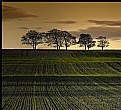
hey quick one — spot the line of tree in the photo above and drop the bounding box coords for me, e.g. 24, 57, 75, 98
21, 29, 109, 50
21, 29, 76, 50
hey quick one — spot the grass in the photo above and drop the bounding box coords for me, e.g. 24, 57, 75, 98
2, 49, 121, 110
2, 57, 121, 63
2, 49, 121, 76
2, 76, 121, 110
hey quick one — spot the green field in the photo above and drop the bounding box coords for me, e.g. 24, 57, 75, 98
2, 49, 121, 110
2, 49, 121, 76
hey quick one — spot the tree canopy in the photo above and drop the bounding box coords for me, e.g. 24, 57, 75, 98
96, 36, 110, 50
78, 34, 96, 50
21, 30, 46, 49
46, 29, 76, 50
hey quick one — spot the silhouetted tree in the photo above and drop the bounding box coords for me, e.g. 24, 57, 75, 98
61, 31, 76, 50
21, 30, 45, 49
47, 29, 76, 50
46, 29, 62, 50
78, 34, 95, 50
87, 41, 96, 50
96, 36, 110, 50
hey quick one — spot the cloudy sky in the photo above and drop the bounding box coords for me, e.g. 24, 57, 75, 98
2, 2, 121, 49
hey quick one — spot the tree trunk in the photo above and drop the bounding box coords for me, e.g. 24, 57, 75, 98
32, 44, 34, 49
59, 45, 61, 50
32, 41, 34, 49
88, 47, 89, 50
64, 37, 67, 51
56, 43, 58, 50
101, 41, 104, 50
35, 42, 37, 49
102, 46, 103, 50
55, 37, 58, 50
66, 44, 67, 50
84, 44, 86, 51
59, 41, 61, 50
35, 45, 36, 49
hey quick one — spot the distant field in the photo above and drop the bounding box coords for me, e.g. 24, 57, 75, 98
2, 49, 121, 76
2, 49, 121, 59
2, 49, 121, 110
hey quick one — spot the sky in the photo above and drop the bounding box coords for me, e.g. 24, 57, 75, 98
2, 2, 121, 49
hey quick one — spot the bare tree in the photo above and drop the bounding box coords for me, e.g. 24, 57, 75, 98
87, 41, 96, 50
78, 34, 95, 50
96, 36, 110, 50
21, 30, 45, 49
46, 29, 76, 50
61, 31, 76, 50
46, 29, 62, 50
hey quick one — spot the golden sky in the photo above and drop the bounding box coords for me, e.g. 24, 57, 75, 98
2, 2, 121, 49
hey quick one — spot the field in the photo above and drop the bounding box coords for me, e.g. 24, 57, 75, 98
2, 49, 121, 110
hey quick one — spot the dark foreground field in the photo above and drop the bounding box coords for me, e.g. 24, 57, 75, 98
2, 76, 121, 110
2, 49, 121, 110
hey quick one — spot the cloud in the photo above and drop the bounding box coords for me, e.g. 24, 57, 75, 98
35, 27, 44, 29
70, 26, 121, 40
18, 26, 44, 30
69, 31, 80, 38
44, 20, 78, 24
2, 5, 37, 21
18, 27, 30, 30
88, 20, 121, 26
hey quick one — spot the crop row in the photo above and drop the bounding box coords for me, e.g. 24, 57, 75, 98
2, 76, 121, 110
3, 95, 121, 110
2, 50, 121, 59
2, 62, 120, 76
106, 62, 121, 72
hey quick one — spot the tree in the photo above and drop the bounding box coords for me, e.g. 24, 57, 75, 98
46, 29, 76, 50
21, 30, 45, 49
96, 36, 110, 50
78, 34, 95, 50
61, 31, 76, 50
46, 29, 62, 50
87, 41, 96, 50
